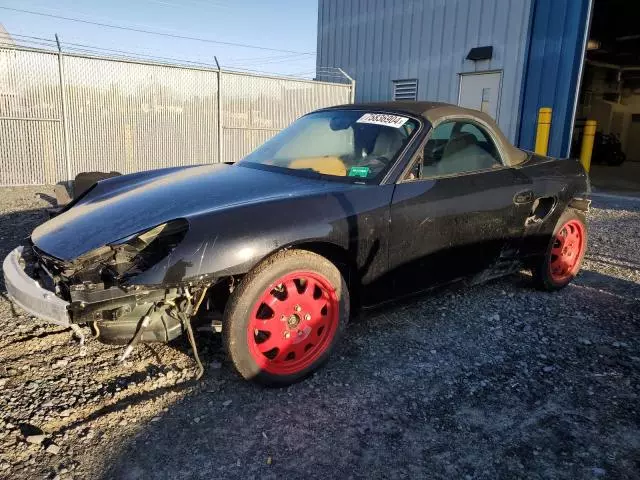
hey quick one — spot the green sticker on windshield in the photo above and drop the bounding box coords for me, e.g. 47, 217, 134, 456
348, 166, 370, 178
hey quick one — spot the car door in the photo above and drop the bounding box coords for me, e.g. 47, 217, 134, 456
389, 118, 533, 297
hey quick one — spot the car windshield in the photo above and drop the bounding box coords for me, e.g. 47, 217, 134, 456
238, 110, 420, 183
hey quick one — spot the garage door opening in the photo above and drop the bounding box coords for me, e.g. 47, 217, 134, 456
572, 0, 640, 194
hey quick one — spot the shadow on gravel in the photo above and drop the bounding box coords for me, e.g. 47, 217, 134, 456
0, 291, 21, 318
590, 196, 640, 212
98, 271, 640, 480
0, 323, 69, 345
585, 252, 640, 271
577, 269, 640, 301
0, 206, 50, 291
55, 377, 195, 437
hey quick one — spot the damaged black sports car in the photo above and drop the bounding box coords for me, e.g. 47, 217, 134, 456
3, 102, 590, 386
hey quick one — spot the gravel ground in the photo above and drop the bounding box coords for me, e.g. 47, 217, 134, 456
0, 186, 638, 480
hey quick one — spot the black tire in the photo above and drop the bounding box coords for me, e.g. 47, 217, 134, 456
223, 249, 349, 386
605, 152, 626, 166
532, 208, 588, 291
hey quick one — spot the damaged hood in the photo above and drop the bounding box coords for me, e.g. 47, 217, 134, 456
32, 164, 350, 261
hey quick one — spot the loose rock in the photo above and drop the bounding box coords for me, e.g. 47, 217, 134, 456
25, 434, 45, 445
45, 444, 61, 455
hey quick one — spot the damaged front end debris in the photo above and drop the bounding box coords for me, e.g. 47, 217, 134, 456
3, 219, 213, 379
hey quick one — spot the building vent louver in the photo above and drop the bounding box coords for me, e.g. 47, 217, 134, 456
392, 79, 418, 101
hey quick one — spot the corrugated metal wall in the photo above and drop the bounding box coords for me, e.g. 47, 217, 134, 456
316, 0, 533, 142
518, 0, 592, 157
0, 46, 353, 186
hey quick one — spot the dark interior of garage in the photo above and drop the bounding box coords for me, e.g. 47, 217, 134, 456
573, 0, 640, 193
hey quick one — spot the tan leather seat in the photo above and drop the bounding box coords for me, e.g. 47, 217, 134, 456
289, 156, 347, 176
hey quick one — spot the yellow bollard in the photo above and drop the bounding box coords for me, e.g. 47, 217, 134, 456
580, 120, 597, 173
535, 107, 552, 155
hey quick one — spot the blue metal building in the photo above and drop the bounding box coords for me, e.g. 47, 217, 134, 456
316, 0, 592, 158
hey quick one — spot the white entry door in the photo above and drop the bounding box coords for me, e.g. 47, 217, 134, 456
458, 72, 502, 120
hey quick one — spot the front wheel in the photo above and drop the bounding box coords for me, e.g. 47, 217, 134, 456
223, 249, 349, 386
532, 208, 588, 291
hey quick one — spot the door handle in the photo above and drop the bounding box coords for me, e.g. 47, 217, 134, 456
514, 190, 534, 204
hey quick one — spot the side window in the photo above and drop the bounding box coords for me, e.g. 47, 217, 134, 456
420, 122, 454, 178
430, 122, 453, 140
419, 120, 502, 178
459, 123, 502, 164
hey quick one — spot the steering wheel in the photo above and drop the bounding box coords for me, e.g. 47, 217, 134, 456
365, 155, 390, 175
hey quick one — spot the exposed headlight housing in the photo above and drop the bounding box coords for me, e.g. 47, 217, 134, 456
46, 219, 190, 287
107, 219, 189, 280
28, 220, 189, 303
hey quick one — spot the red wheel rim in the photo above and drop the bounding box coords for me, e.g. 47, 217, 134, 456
549, 219, 585, 283
247, 270, 339, 375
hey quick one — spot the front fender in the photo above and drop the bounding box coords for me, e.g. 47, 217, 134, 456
128, 186, 394, 287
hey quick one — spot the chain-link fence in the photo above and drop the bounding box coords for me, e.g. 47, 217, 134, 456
0, 45, 353, 186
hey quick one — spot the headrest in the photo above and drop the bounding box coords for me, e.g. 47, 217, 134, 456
444, 132, 477, 157
371, 129, 404, 159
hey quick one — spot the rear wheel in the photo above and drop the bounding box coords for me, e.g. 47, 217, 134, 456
606, 151, 626, 166
532, 209, 588, 290
223, 250, 349, 386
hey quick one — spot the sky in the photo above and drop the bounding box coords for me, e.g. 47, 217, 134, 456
0, 0, 319, 76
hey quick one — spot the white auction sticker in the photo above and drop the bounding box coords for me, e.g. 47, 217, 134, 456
356, 113, 409, 128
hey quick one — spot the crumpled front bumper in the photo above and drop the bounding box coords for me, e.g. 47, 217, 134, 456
2, 246, 71, 326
